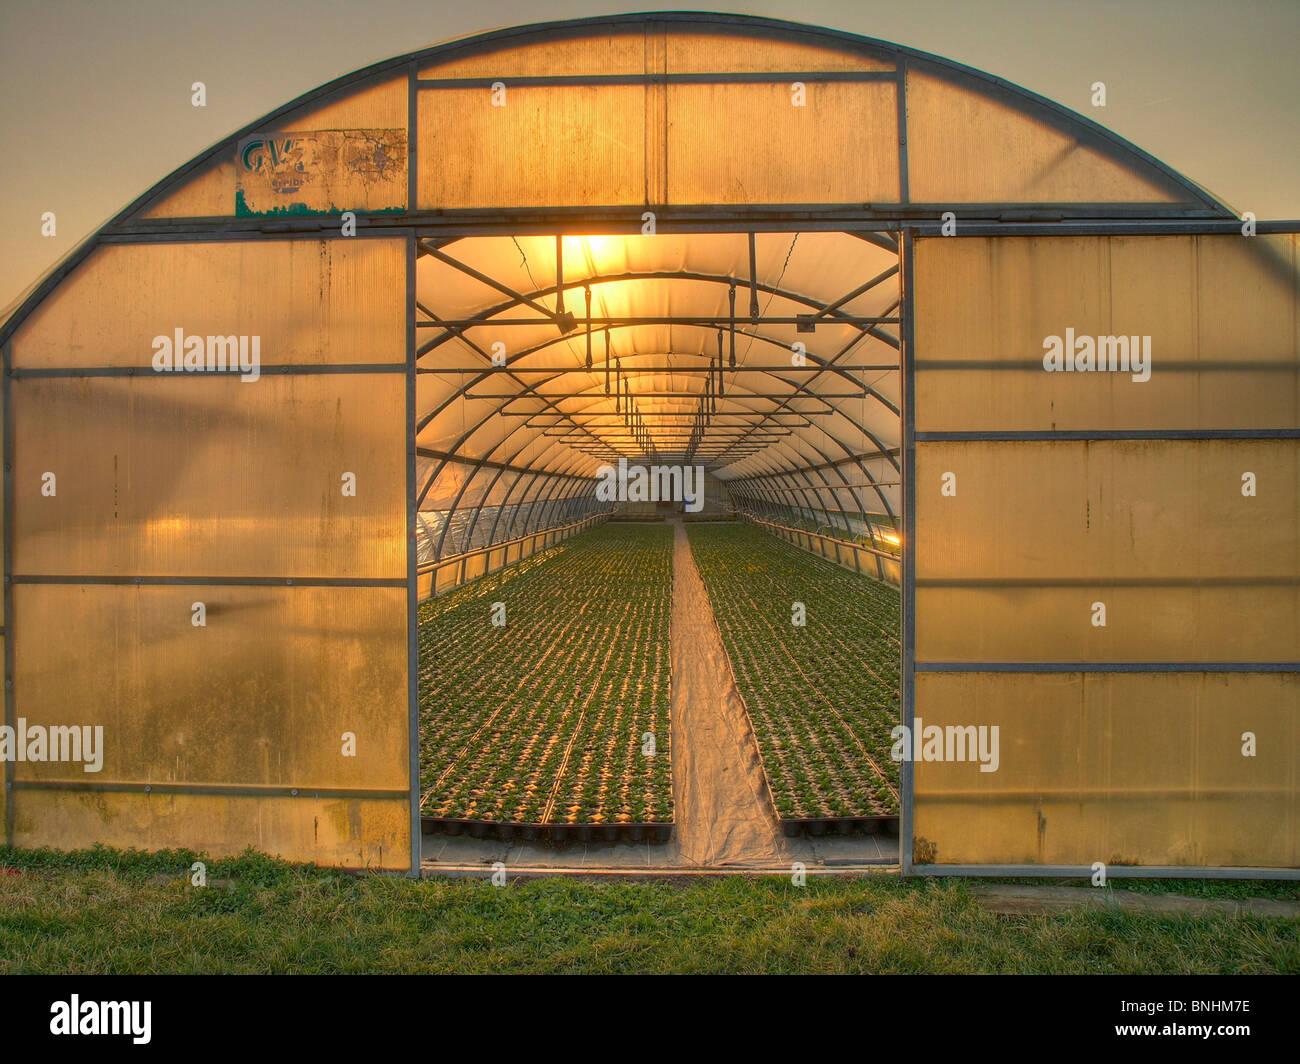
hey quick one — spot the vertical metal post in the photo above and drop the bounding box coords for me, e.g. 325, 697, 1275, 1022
554, 234, 566, 318
407, 61, 419, 212
895, 55, 910, 206
405, 66, 423, 877
584, 286, 592, 369
2, 342, 12, 848
899, 226, 917, 875
405, 233, 421, 877
728, 283, 737, 366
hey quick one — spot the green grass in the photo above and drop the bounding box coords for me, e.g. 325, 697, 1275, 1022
418, 523, 673, 825
1, 847, 1295, 974
687, 522, 901, 819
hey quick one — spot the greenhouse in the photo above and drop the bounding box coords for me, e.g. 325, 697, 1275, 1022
1, 12, 1296, 878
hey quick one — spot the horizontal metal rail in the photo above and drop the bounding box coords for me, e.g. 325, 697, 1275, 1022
10, 780, 408, 800
416, 315, 899, 328
414, 70, 900, 89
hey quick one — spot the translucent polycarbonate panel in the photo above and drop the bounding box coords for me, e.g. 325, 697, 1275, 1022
138, 77, 407, 219
276, 76, 407, 133
13, 238, 406, 369
664, 27, 894, 73
905, 68, 1187, 204
912, 672, 1299, 868
666, 81, 898, 205
917, 585, 1297, 662
142, 159, 239, 218
463, 552, 489, 582
12, 585, 407, 789
418, 85, 645, 208
416, 26, 895, 79
418, 31, 647, 77
12, 792, 411, 869
918, 440, 1299, 581
12, 373, 405, 579
914, 235, 1300, 432
915, 439, 1299, 662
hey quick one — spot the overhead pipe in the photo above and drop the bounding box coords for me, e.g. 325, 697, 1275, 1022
728, 282, 737, 367
716, 329, 725, 399
747, 232, 760, 321
584, 286, 592, 370
554, 235, 576, 332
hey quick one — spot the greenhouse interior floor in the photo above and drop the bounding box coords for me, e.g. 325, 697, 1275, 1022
418, 518, 902, 872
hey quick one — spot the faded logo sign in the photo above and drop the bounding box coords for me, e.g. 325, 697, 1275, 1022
235, 129, 406, 215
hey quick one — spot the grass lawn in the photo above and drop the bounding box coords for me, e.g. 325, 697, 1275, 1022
1, 847, 1296, 974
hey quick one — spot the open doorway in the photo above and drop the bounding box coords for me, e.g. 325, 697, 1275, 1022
412, 230, 903, 869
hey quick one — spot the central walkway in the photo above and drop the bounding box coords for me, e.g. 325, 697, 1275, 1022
668, 520, 787, 867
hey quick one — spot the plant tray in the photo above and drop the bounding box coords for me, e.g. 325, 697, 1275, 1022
422, 816, 673, 845
779, 815, 899, 838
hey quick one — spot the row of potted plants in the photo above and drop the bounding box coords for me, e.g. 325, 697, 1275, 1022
417, 524, 675, 828
687, 523, 902, 821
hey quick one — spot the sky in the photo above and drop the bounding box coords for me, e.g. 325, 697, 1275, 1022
2, 0, 1297, 311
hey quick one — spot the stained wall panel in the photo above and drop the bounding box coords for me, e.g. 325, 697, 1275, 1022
12, 585, 407, 789
141, 76, 408, 218
911, 233, 1300, 871
12, 792, 411, 870
417, 85, 646, 209
6, 237, 411, 868
11, 374, 405, 579
12, 239, 406, 369
912, 673, 1298, 868
906, 67, 1188, 205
